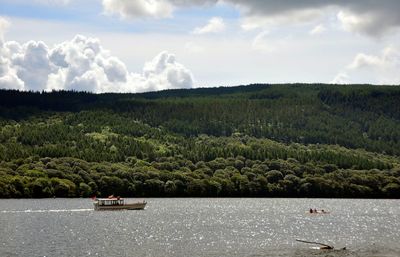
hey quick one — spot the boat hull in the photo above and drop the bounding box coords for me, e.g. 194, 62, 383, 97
94, 202, 146, 211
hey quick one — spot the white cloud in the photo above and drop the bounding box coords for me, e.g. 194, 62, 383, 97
331, 72, 349, 84
0, 73, 25, 90
348, 47, 400, 72
0, 17, 10, 41
102, 0, 175, 19
347, 53, 383, 69
0, 54, 25, 90
240, 9, 324, 31
0, 17, 25, 90
192, 17, 226, 34
139, 51, 194, 91
13, 41, 53, 91
0, 34, 194, 92
333, 46, 400, 84
0, 17, 9, 30
102, 0, 216, 19
33, 0, 70, 5
309, 24, 326, 35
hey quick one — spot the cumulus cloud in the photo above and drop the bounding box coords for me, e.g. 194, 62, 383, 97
331, 72, 350, 84
102, 0, 216, 19
101, 1, 400, 37
139, 51, 193, 91
349, 47, 400, 73
347, 53, 383, 70
0, 17, 25, 90
102, 0, 174, 19
0, 34, 194, 92
0, 52, 25, 90
192, 17, 226, 34
332, 47, 400, 84
13, 41, 53, 91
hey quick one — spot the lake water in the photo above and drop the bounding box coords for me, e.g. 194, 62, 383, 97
1, 198, 399, 257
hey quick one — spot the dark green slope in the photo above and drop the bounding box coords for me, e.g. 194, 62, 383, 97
0, 84, 399, 198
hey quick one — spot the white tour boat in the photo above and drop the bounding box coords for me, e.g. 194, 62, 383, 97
93, 196, 146, 211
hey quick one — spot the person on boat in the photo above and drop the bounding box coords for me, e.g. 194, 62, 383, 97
313, 208, 318, 213
309, 208, 313, 213
321, 209, 326, 213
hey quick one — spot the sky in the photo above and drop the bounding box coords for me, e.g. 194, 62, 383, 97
0, 0, 400, 93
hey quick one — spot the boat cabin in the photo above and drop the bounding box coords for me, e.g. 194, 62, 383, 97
93, 196, 146, 211
96, 198, 125, 206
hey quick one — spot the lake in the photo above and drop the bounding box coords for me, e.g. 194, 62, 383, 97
1, 198, 399, 257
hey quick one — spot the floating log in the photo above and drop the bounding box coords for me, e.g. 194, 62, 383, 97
296, 239, 334, 249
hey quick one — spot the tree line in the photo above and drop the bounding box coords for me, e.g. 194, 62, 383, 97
1, 156, 399, 198
0, 84, 399, 198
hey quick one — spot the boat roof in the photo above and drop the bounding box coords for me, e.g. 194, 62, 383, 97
96, 198, 124, 200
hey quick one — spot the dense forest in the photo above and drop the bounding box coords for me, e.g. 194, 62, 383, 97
1, 84, 400, 198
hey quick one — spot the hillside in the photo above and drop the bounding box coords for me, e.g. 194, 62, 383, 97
0, 84, 400, 198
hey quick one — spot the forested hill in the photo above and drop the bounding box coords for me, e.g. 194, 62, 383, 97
1, 84, 400, 198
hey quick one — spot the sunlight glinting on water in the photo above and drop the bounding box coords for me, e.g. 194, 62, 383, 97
1, 198, 400, 257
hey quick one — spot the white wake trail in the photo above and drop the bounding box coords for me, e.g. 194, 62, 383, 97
1, 208, 93, 213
